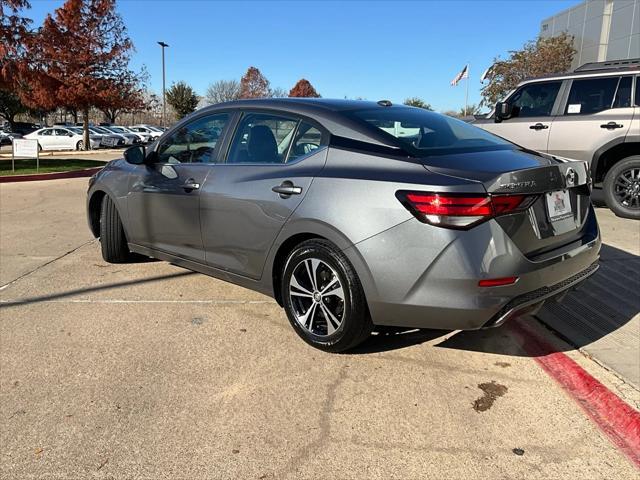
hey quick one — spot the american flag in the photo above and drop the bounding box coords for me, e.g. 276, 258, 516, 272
450, 65, 468, 86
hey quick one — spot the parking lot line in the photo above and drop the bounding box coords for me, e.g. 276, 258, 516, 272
511, 319, 640, 469
0, 298, 276, 305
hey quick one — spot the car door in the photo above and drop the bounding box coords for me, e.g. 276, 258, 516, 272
547, 75, 634, 161
37, 128, 54, 149
54, 128, 73, 149
481, 80, 563, 153
126, 112, 231, 263
200, 111, 328, 279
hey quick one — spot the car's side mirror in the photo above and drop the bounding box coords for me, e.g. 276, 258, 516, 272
494, 102, 513, 123
124, 145, 146, 165
68, 132, 74, 137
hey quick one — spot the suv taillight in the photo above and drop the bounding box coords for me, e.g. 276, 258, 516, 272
397, 191, 537, 229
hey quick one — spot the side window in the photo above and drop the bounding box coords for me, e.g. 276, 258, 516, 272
287, 123, 324, 162
54, 129, 69, 136
227, 113, 298, 164
509, 81, 561, 118
39, 129, 52, 136
156, 113, 229, 164
612, 76, 633, 108
565, 77, 619, 115
635, 76, 640, 107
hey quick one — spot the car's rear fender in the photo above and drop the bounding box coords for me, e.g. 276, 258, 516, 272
343, 206, 600, 329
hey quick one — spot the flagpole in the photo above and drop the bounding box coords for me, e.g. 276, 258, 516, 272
464, 63, 469, 117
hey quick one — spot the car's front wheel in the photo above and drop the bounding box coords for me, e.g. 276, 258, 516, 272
603, 156, 640, 219
99, 195, 131, 263
281, 239, 372, 352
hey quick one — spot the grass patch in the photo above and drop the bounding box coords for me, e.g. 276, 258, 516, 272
0, 158, 105, 176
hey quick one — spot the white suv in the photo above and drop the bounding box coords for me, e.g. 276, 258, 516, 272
475, 58, 639, 219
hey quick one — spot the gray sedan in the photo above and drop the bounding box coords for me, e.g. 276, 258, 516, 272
86, 99, 600, 352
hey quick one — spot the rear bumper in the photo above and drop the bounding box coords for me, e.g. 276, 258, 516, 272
343, 205, 601, 330
480, 261, 598, 329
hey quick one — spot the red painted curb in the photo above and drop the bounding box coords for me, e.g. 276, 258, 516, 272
0, 166, 102, 183
510, 319, 640, 469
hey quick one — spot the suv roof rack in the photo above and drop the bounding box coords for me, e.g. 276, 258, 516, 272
574, 58, 640, 72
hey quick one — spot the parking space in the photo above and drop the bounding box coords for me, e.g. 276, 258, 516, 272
0, 178, 638, 478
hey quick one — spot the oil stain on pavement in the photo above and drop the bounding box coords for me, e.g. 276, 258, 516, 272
473, 381, 508, 412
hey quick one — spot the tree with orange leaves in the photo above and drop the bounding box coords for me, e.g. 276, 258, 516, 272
20, 0, 143, 148
288, 79, 320, 98
239, 66, 270, 99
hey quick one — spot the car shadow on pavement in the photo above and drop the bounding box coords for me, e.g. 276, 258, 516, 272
353, 243, 639, 358
0, 271, 196, 308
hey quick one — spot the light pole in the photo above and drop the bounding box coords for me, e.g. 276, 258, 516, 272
157, 41, 169, 127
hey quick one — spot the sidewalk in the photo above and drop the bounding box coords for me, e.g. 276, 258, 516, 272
537, 208, 640, 388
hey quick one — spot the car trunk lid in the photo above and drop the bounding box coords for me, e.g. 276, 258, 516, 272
420, 149, 594, 259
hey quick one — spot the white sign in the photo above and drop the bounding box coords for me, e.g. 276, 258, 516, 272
567, 104, 582, 114
13, 138, 39, 158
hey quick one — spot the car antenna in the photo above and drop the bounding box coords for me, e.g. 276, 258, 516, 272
377, 99, 392, 107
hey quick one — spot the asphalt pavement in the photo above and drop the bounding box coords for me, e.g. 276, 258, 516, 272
0, 178, 638, 479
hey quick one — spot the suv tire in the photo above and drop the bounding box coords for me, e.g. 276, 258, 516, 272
100, 195, 131, 263
603, 156, 640, 219
281, 239, 373, 352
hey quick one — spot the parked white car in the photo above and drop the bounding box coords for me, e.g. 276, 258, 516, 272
24, 127, 101, 151
88, 127, 126, 148
101, 126, 141, 145
129, 124, 163, 141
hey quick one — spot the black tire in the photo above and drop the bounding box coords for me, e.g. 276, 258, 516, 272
281, 239, 372, 352
99, 195, 130, 263
603, 156, 640, 220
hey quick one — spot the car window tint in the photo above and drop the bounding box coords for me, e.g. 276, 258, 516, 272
612, 76, 633, 108
351, 107, 513, 155
227, 113, 298, 164
509, 81, 561, 118
40, 129, 52, 136
635, 76, 640, 107
565, 76, 619, 114
157, 113, 229, 164
287, 123, 323, 162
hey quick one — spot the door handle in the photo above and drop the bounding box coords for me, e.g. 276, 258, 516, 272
182, 179, 200, 191
600, 122, 624, 129
272, 181, 302, 198
529, 123, 549, 130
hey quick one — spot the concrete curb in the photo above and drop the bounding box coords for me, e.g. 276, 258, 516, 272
0, 166, 102, 183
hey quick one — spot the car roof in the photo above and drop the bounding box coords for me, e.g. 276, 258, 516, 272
519, 59, 639, 85
194, 98, 415, 149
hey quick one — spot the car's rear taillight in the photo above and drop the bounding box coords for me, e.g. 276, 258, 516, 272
397, 191, 537, 229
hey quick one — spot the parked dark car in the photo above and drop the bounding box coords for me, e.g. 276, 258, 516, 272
6, 122, 39, 136
86, 99, 600, 352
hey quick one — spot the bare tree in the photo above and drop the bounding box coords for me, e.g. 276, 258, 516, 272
205, 79, 240, 105
269, 86, 288, 98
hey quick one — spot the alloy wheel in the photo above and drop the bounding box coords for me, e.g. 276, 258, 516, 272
288, 258, 346, 336
613, 167, 640, 210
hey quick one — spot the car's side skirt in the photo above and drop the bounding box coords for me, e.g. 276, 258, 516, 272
127, 243, 275, 299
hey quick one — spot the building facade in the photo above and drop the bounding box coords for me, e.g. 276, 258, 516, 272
540, 0, 639, 69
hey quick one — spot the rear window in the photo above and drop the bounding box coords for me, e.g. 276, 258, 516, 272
349, 107, 514, 155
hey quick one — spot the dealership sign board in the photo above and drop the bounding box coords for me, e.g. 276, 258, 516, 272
12, 138, 39, 172
13, 139, 39, 158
